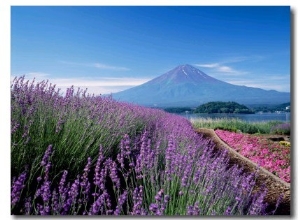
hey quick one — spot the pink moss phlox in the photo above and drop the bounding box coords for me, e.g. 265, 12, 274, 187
215, 129, 290, 183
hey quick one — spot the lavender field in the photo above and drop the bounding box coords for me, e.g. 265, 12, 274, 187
11, 76, 282, 215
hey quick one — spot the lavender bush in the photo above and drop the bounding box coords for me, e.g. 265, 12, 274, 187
270, 123, 290, 135
11, 76, 281, 215
12, 136, 273, 215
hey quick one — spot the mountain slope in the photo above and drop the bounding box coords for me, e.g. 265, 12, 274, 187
112, 64, 290, 107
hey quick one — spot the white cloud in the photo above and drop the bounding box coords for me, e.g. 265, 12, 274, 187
11, 73, 151, 95
194, 56, 262, 76
60, 61, 130, 71
195, 56, 289, 92
195, 62, 290, 92
263, 75, 290, 81
217, 65, 234, 73
225, 79, 290, 92
194, 63, 219, 68
195, 62, 246, 76
48, 77, 150, 88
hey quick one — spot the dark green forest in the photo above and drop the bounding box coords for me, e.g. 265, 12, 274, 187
161, 102, 290, 114
194, 101, 254, 114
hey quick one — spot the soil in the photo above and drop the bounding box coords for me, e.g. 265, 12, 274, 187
195, 128, 291, 215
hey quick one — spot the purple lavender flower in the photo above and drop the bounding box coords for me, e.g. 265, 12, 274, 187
99, 166, 108, 191
44, 161, 51, 181
229, 164, 243, 189
106, 159, 120, 189
65, 85, 74, 100
89, 193, 105, 215
34, 188, 41, 199
134, 130, 155, 178
93, 145, 104, 187
132, 186, 143, 215
117, 134, 132, 168
154, 189, 164, 202
61, 175, 80, 214
36, 203, 42, 215
134, 156, 143, 179
160, 194, 169, 213
24, 197, 31, 215
149, 203, 159, 213
41, 205, 50, 215
205, 183, 213, 195
235, 196, 241, 203
41, 145, 53, 167
11, 121, 20, 134
224, 206, 232, 215
59, 170, 68, 197
187, 205, 193, 215
80, 157, 91, 202
181, 161, 192, 187
164, 195, 170, 203
241, 172, 255, 193
40, 180, 51, 204
249, 186, 267, 215
51, 189, 59, 215
11, 172, 27, 206
103, 190, 112, 211
149, 189, 168, 215
37, 176, 42, 182
165, 136, 177, 180
113, 191, 128, 215
69, 175, 80, 200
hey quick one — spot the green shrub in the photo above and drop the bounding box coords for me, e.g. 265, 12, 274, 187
270, 123, 290, 135
191, 118, 285, 134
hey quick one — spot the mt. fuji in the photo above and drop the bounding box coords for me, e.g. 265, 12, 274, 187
112, 64, 290, 107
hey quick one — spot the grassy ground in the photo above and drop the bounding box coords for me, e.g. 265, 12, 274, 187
191, 117, 290, 135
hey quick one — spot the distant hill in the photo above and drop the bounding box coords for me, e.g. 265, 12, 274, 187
249, 102, 291, 113
112, 64, 290, 107
194, 101, 254, 114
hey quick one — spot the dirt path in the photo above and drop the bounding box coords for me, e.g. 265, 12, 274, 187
196, 128, 291, 215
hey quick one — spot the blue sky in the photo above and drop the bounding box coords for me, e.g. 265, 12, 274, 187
11, 6, 290, 95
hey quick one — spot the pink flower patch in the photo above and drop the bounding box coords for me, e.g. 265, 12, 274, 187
215, 129, 290, 183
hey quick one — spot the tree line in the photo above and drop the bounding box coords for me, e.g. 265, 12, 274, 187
162, 101, 290, 114
194, 101, 254, 114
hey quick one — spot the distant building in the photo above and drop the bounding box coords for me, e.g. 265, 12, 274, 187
286, 106, 290, 110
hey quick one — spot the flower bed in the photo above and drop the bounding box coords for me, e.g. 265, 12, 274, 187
11, 77, 282, 215
215, 129, 290, 183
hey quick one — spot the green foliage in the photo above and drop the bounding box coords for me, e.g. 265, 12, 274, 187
249, 102, 290, 113
11, 85, 152, 186
191, 118, 284, 134
194, 101, 254, 114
